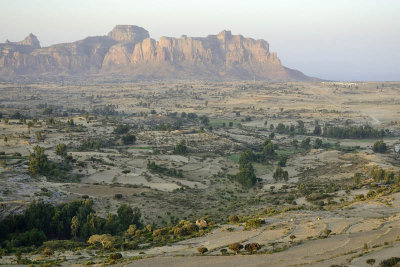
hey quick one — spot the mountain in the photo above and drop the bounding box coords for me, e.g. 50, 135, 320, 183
0, 25, 317, 81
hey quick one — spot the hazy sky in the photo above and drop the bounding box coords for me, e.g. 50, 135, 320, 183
1, 0, 399, 81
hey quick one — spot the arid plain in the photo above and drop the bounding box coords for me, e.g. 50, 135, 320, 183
1, 81, 400, 266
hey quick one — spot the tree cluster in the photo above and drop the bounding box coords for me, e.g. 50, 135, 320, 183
0, 200, 142, 251
322, 125, 385, 139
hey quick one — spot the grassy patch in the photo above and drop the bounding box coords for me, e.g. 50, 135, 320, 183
209, 119, 241, 128
226, 153, 241, 163
253, 163, 273, 174
0, 156, 26, 160
128, 146, 152, 150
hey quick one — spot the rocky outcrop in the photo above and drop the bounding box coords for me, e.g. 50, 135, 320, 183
107, 25, 149, 43
0, 25, 316, 81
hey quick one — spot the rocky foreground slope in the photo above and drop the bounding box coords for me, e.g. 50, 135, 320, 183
0, 25, 315, 81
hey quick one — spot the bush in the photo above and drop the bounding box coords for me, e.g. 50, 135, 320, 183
379, 257, 400, 267
244, 243, 260, 254
228, 243, 243, 254
245, 219, 264, 229
114, 124, 130, 134
114, 194, 123, 200
228, 215, 240, 224
373, 140, 387, 153
122, 134, 136, 145
236, 162, 257, 188
273, 166, 289, 181
173, 140, 188, 155
42, 247, 54, 257
278, 155, 287, 167
197, 247, 208, 255
56, 143, 67, 157
109, 252, 122, 260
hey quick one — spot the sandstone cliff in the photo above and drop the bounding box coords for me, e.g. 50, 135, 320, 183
0, 25, 316, 81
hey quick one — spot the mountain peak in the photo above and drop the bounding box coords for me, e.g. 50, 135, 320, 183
107, 25, 149, 43
217, 30, 232, 40
19, 33, 41, 48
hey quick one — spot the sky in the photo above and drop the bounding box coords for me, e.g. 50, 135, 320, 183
1, 0, 399, 81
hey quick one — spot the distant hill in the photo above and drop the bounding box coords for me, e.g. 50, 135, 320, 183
0, 25, 318, 81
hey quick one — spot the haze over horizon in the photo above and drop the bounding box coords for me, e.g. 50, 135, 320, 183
1, 0, 399, 81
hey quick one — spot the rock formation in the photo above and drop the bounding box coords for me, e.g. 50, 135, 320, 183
0, 25, 316, 81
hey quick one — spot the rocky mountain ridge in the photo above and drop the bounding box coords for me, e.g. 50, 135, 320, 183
0, 25, 316, 81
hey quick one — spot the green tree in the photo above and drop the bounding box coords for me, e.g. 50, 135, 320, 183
236, 162, 257, 188
273, 166, 289, 181
173, 140, 188, 154
56, 143, 67, 157
314, 138, 323, 149
313, 124, 322, 136
122, 134, 136, 145
114, 124, 130, 134
263, 138, 275, 157
29, 146, 48, 175
117, 204, 142, 230
372, 140, 387, 153
301, 137, 311, 150
70, 216, 79, 239
278, 155, 287, 167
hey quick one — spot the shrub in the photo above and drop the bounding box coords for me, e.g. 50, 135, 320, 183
114, 124, 130, 134
42, 247, 54, 257
109, 252, 122, 260
323, 229, 332, 236
197, 247, 208, 255
372, 140, 387, 153
245, 219, 264, 229
273, 166, 289, 181
228, 243, 243, 254
244, 243, 261, 254
379, 257, 400, 267
366, 259, 376, 266
122, 134, 136, 145
87, 234, 115, 249
114, 194, 123, 200
278, 155, 287, 167
289, 234, 296, 242
56, 143, 67, 157
228, 215, 240, 224
173, 140, 188, 155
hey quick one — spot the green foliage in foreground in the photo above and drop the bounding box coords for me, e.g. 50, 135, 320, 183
0, 200, 214, 254
0, 200, 142, 253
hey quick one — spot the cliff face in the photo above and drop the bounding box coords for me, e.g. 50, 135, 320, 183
0, 25, 315, 81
